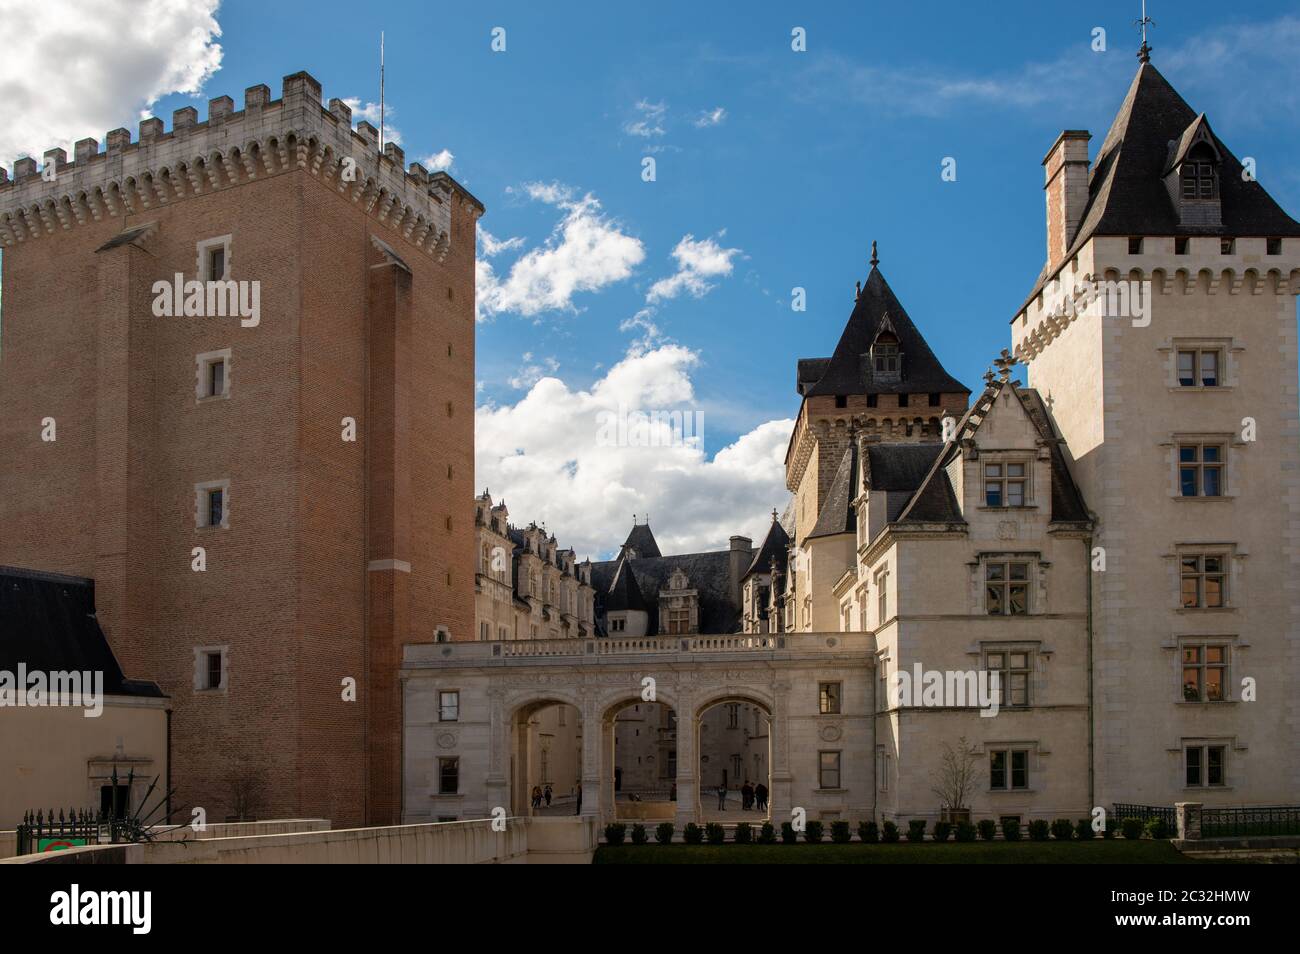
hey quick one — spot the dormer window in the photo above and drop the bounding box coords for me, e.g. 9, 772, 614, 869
1181, 152, 1217, 200
873, 334, 900, 375
1165, 119, 1223, 228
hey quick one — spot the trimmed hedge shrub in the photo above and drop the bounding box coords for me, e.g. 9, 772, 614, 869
655, 822, 674, 845
1075, 819, 1096, 840
1051, 818, 1075, 841
683, 823, 703, 845
954, 821, 977, 842
977, 819, 998, 841
781, 822, 797, 844
882, 820, 900, 843
858, 821, 879, 844
734, 822, 753, 844
1001, 818, 1022, 841
804, 820, 824, 843
932, 821, 952, 843
906, 819, 927, 842
604, 823, 626, 845
1145, 817, 1172, 840
1120, 817, 1143, 840
1028, 819, 1050, 841
757, 822, 776, 844
630, 824, 647, 845
830, 820, 852, 844
705, 823, 725, 845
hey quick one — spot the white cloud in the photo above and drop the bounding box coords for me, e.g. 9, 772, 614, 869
624, 99, 667, 137
476, 344, 794, 558
476, 182, 645, 320
0, 0, 223, 166
342, 97, 401, 145
508, 352, 560, 390
422, 148, 454, 171
478, 227, 525, 258
693, 106, 727, 128
646, 232, 742, 304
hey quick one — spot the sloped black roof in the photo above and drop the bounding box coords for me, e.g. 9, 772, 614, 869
1018, 61, 1300, 314
592, 549, 739, 635
0, 567, 165, 698
798, 266, 968, 398
743, 517, 790, 580
863, 442, 944, 492
623, 523, 662, 559
807, 444, 859, 540
604, 555, 649, 613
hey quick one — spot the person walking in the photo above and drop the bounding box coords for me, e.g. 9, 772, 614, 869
755, 781, 769, 813
544, 784, 553, 807
716, 783, 727, 811
531, 785, 542, 810
575, 782, 583, 816
742, 780, 754, 811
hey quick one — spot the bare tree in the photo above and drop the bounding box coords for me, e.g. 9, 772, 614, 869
226, 766, 268, 822
929, 737, 978, 814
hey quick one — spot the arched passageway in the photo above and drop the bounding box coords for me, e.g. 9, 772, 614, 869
606, 699, 678, 821
509, 699, 584, 816
695, 695, 772, 822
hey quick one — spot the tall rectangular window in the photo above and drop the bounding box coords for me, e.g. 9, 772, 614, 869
1179, 443, 1223, 497
439, 691, 460, 722
208, 245, 226, 281
818, 751, 841, 790
205, 651, 223, 690
1182, 646, 1228, 702
207, 488, 224, 527
990, 749, 1029, 790
984, 651, 1031, 707
1185, 744, 1226, 787
819, 682, 841, 715
1180, 554, 1226, 608
438, 757, 459, 794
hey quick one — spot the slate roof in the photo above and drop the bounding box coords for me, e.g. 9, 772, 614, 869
807, 443, 859, 540
797, 265, 968, 398
1017, 61, 1300, 315
743, 516, 790, 580
604, 554, 649, 613
592, 549, 740, 635
623, 522, 663, 559
862, 443, 944, 492
0, 566, 165, 698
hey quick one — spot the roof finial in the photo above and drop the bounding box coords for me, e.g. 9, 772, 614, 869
772, 508, 779, 523
994, 349, 1018, 383
1136, 0, 1154, 63
855, 280, 861, 301
869, 240, 879, 268
983, 367, 995, 386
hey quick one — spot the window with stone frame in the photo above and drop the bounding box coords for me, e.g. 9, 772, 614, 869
1180, 553, 1227, 608
818, 751, 842, 790
983, 460, 1030, 507
1181, 642, 1230, 702
1184, 743, 1227, 788
989, 748, 1029, 790
1176, 348, 1221, 387
984, 560, 1030, 616
438, 757, 460, 794
819, 682, 842, 715
983, 650, 1032, 707
1178, 442, 1225, 497
439, 690, 460, 721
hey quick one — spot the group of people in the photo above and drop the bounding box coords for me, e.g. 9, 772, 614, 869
530, 784, 554, 810
714, 779, 768, 812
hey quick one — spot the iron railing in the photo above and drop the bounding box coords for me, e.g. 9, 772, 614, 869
1201, 805, 1300, 838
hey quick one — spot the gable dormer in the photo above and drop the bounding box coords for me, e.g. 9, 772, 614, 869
1163, 114, 1222, 228
867, 316, 902, 385
657, 567, 698, 635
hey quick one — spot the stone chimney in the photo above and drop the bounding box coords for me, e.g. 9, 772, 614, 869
1042, 130, 1091, 265
728, 535, 753, 612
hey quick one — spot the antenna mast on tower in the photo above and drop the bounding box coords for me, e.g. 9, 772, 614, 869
379, 31, 386, 151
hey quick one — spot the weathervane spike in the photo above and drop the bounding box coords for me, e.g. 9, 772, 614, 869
1135, 0, 1155, 63
869, 240, 879, 268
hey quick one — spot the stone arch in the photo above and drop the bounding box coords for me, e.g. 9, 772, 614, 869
694, 688, 775, 818
505, 690, 585, 817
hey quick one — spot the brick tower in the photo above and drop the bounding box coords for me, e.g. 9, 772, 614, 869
0, 71, 482, 826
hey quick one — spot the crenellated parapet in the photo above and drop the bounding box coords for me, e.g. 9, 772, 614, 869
0, 71, 482, 256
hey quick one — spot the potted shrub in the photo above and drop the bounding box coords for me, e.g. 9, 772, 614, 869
858, 820, 879, 843
932, 821, 952, 842
954, 821, 977, 842
654, 822, 674, 845
830, 820, 851, 844
1075, 819, 1095, 841
705, 822, 725, 845
757, 822, 776, 844
734, 822, 753, 844
1050, 818, 1074, 841
683, 823, 703, 844
604, 823, 626, 845
1120, 817, 1143, 840
977, 819, 998, 841
1028, 819, 1050, 841
906, 819, 927, 842
630, 823, 647, 845
882, 820, 900, 843
780, 822, 798, 844
1001, 818, 1022, 841
804, 820, 824, 843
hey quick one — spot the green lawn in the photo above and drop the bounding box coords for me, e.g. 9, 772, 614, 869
595, 840, 1201, 864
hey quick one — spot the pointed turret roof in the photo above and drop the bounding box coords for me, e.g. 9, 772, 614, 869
797, 264, 968, 398
622, 520, 662, 559
743, 512, 791, 580
1019, 61, 1300, 311
605, 552, 649, 613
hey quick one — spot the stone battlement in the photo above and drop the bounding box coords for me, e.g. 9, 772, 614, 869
0, 71, 481, 257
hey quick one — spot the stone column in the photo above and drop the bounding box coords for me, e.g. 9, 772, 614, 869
485, 689, 508, 817
600, 717, 617, 819
673, 693, 699, 832
1175, 802, 1202, 841
579, 694, 602, 820
768, 681, 793, 825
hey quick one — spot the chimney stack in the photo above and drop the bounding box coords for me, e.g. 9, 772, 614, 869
728, 535, 753, 612
1042, 130, 1091, 265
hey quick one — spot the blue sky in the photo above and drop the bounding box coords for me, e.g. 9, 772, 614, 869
4, 0, 1299, 558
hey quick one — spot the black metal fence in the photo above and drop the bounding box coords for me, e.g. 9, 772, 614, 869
15, 808, 104, 856
1202, 805, 1300, 838
1112, 803, 1176, 828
